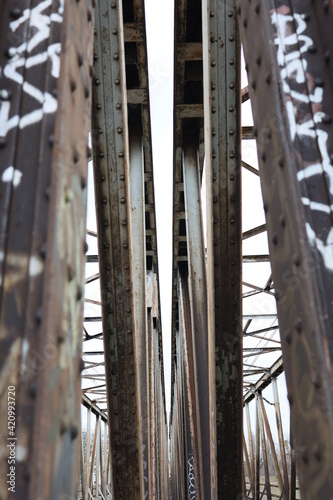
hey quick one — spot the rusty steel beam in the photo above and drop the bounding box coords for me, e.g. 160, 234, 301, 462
92, 0, 144, 496
237, 1, 333, 497
183, 135, 210, 498
0, 0, 94, 497
202, 0, 243, 496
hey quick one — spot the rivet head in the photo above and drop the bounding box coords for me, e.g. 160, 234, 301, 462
67, 264, 75, 281
70, 80, 77, 92
10, 7, 22, 19
211, 61, 216, 67
39, 243, 47, 260
322, 114, 332, 124
315, 78, 324, 87
271, 233, 278, 245
35, 308, 42, 325
70, 425, 79, 440
96, 103, 102, 110
76, 285, 83, 301
254, 4, 260, 14
312, 374, 321, 389
294, 318, 302, 333
251, 80, 256, 89
87, 9, 92, 22
113, 53, 119, 60
95, 79, 101, 86
93, 53, 98, 61
79, 358, 85, 373
120, 174, 125, 181
313, 443, 322, 461
324, 50, 330, 63
122, 220, 127, 226
111, 2, 116, 8
293, 253, 301, 266
229, 129, 235, 136
255, 55, 261, 66
116, 103, 121, 110
117, 127, 122, 134
308, 45, 317, 53
229, 106, 234, 112
279, 214, 286, 227
278, 157, 284, 168
112, 29, 118, 35
243, 18, 247, 28
265, 73, 271, 85
77, 54, 83, 66
29, 381, 37, 399
300, 447, 308, 464
114, 79, 120, 85
284, 330, 292, 344
0, 137, 7, 148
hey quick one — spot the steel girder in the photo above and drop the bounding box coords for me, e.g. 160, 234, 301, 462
0, 0, 94, 497
237, 1, 333, 497
91, 0, 167, 498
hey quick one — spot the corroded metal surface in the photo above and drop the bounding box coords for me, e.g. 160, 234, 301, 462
238, 0, 333, 497
0, 0, 94, 497
202, 0, 243, 496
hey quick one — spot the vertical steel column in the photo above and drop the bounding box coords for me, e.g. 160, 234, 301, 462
129, 123, 148, 499
92, 0, 146, 497
179, 267, 200, 498
255, 395, 260, 500
260, 396, 285, 499
246, 402, 256, 494
0, 0, 94, 497
259, 403, 272, 500
272, 377, 289, 498
202, 0, 242, 497
237, 2, 333, 496
290, 418, 296, 500
183, 135, 210, 499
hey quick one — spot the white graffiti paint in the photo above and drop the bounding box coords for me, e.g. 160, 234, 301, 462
187, 454, 196, 499
272, 9, 333, 270
1, 166, 22, 187
28, 255, 44, 277
0, 0, 64, 140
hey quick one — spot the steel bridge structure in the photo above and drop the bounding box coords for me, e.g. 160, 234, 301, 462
0, 0, 333, 499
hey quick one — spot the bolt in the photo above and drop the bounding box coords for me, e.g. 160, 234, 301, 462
284, 330, 292, 344
76, 285, 83, 301
294, 318, 302, 333
10, 7, 22, 18
39, 243, 47, 260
